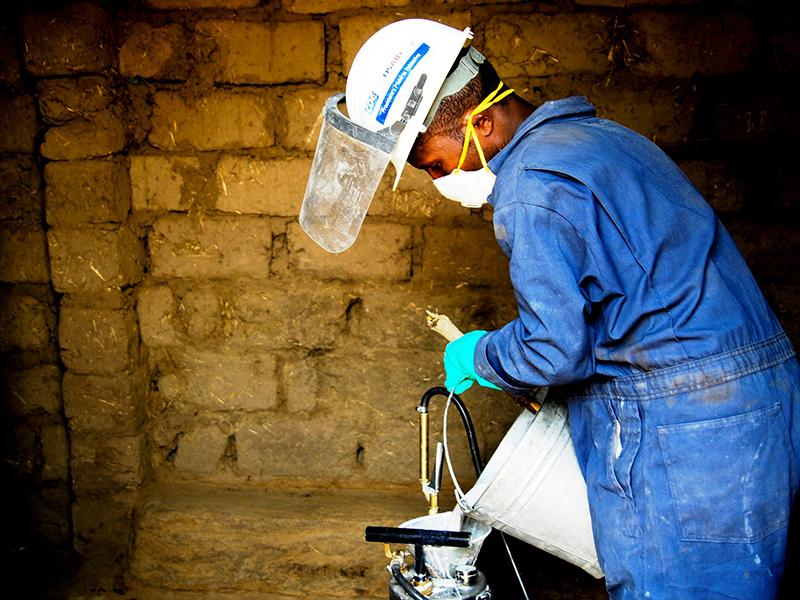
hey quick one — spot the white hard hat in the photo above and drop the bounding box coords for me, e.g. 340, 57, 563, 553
346, 19, 473, 190
299, 19, 471, 253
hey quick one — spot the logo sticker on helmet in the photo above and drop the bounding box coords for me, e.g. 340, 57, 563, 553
375, 42, 430, 125
365, 91, 379, 114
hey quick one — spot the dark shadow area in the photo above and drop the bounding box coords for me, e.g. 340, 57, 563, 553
0, 476, 78, 599
477, 529, 606, 600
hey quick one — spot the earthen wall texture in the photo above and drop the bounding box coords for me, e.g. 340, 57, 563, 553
1, 0, 798, 595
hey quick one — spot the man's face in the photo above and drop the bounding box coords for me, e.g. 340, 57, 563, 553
409, 132, 486, 180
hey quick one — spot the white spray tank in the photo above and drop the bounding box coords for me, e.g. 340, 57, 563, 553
425, 313, 604, 579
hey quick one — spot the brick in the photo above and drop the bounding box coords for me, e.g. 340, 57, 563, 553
483, 13, 612, 78
63, 370, 147, 435
137, 285, 179, 347
157, 348, 279, 411
282, 361, 319, 413
216, 156, 311, 216
288, 222, 412, 281
769, 16, 800, 74
130, 155, 200, 212
339, 12, 471, 74
71, 434, 145, 492
170, 282, 344, 349
1, 364, 61, 415
712, 94, 800, 144
41, 423, 69, 481
235, 412, 363, 480
179, 285, 220, 340
281, 87, 330, 151
592, 82, 697, 145
58, 307, 138, 374
0, 33, 21, 88
21, 3, 113, 76
40, 108, 127, 160
0, 226, 50, 283
0, 156, 42, 224
196, 20, 324, 85
284, 0, 409, 13
37, 77, 114, 125
150, 215, 271, 279
0, 93, 37, 153
421, 224, 510, 287
120, 22, 190, 80
146, 0, 260, 7
677, 160, 746, 214
772, 158, 800, 215
0, 290, 53, 352
72, 488, 136, 557
630, 12, 757, 78
61, 288, 130, 310
45, 158, 130, 226
33, 485, 72, 547
48, 227, 145, 293
725, 221, 800, 286
173, 425, 230, 476
344, 282, 518, 351
149, 90, 275, 151
2, 421, 38, 478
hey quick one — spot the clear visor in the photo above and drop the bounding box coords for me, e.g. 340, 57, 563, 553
299, 94, 397, 253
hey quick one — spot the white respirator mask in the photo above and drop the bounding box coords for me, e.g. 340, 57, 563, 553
432, 82, 513, 208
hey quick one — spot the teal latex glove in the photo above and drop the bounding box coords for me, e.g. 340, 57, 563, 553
444, 330, 502, 394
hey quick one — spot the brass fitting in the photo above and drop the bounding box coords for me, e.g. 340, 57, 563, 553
428, 492, 439, 515
419, 409, 429, 489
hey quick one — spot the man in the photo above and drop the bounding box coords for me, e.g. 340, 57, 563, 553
300, 19, 799, 599
413, 40, 799, 600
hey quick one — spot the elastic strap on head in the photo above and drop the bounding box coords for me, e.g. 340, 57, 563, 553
423, 47, 486, 129
455, 82, 515, 172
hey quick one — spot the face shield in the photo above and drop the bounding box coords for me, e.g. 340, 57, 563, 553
299, 86, 417, 254
299, 19, 473, 253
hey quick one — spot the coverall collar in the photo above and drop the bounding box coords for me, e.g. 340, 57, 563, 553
487, 96, 597, 204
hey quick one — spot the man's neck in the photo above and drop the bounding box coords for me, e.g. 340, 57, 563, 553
496, 95, 536, 148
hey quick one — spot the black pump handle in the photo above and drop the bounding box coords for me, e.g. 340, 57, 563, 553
365, 526, 471, 548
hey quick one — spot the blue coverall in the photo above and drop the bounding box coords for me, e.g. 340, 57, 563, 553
472, 96, 800, 598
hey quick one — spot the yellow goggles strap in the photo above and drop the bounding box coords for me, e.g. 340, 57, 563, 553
455, 82, 515, 173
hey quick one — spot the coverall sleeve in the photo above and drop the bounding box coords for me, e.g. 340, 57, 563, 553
474, 171, 601, 392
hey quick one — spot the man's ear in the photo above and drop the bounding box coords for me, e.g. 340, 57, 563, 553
472, 112, 494, 139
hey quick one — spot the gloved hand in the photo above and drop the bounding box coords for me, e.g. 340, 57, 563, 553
444, 330, 502, 394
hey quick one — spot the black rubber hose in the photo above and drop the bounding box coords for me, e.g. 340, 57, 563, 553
390, 562, 429, 600
419, 386, 484, 477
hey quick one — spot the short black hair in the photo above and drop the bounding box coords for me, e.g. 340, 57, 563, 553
415, 54, 502, 144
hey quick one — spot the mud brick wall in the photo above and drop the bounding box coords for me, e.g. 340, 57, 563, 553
1, 0, 798, 591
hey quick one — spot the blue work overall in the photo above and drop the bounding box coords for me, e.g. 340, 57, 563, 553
473, 97, 800, 598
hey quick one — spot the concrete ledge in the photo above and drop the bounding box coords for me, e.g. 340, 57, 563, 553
129, 483, 424, 597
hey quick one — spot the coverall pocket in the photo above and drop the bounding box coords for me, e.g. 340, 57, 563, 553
657, 403, 792, 543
